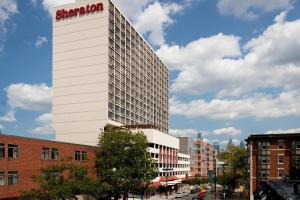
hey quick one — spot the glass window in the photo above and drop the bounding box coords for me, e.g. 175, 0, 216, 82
75, 151, 81, 161
51, 148, 59, 160
278, 141, 284, 149
0, 143, 4, 158
0, 172, 5, 186
8, 144, 18, 158
8, 171, 18, 185
296, 141, 300, 149
81, 151, 87, 161
278, 169, 285, 178
278, 155, 284, 164
41, 147, 50, 160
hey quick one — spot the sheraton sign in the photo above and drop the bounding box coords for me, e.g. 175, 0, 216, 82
56, 2, 104, 20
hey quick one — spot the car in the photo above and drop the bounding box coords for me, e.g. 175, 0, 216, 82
176, 192, 184, 198
200, 187, 207, 193
198, 192, 206, 199
191, 197, 202, 200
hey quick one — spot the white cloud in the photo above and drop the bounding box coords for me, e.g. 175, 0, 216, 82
35, 36, 48, 48
40, 0, 75, 14
0, 0, 17, 24
263, 128, 300, 134
217, 0, 292, 20
170, 90, 300, 120
113, 0, 154, 20
213, 127, 241, 136
31, 0, 38, 7
158, 14, 300, 97
0, 111, 16, 122
134, 2, 184, 46
0, 0, 18, 51
170, 128, 198, 138
30, 113, 54, 135
6, 83, 52, 112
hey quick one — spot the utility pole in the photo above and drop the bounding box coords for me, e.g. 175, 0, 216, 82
215, 158, 217, 200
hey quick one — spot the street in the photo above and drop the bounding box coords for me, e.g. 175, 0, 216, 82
156, 191, 248, 200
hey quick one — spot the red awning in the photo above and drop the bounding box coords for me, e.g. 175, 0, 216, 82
159, 176, 178, 182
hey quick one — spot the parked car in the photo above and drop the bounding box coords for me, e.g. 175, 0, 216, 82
199, 187, 207, 193
197, 192, 206, 200
176, 192, 184, 198
191, 197, 202, 200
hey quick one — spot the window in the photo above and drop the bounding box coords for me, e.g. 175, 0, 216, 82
278, 169, 285, 178
75, 151, 81, 161
278, 141, 284, 149
0, 172, 4, 186
0, 143, 4, 158
296, 141, 300, 149
7, 171, 18, 185
41, 147, 50, 160
51, 148, 59, 160
278, 155, 284, 164
81, 151, 87, 161
8, 144, 18, 158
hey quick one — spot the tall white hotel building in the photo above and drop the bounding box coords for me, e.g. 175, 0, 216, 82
53, 0, 168, 145
53, 0, 190, 179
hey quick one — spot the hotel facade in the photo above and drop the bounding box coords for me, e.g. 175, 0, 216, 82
53, 0, 169, 146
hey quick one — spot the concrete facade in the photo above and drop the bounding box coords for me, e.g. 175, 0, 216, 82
178, 137, 195, 175
53, 0, 169, 146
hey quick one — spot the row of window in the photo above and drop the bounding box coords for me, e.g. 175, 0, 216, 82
0, 171, 18, 186
0, 143, 88, 161
0, 143, 18, 159
258, 169, 285, 179
42, 148, 88, 161
158, 171, 189, 177
258, 140, 300, 150
107, 1, 168, 133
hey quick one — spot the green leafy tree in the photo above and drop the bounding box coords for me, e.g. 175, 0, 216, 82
21, 163, 96, 200
95, 128, 158, 199
218, 146, 247, 187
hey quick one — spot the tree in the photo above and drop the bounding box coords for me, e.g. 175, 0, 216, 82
218, 146, 247, 187
95, 128, 158, 199
21, 163, 96, 200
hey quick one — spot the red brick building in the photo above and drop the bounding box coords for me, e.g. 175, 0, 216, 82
246, 133, 300, 200
0, 134, 96, 200
193, 134, 218, 178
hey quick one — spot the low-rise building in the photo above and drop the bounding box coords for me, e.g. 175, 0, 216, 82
0, 130, 190, 199
0, 134, 96, 199
134, 128, 191, 186
246, 133, 300, 200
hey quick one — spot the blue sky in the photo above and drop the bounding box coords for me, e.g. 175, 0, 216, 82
1, 0, 300, 147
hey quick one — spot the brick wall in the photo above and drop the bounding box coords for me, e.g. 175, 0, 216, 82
0, 134, 96, 199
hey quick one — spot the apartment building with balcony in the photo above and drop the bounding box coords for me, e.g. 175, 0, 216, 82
246, 133, 300, 200
53, 0, 169, 146
193, 134, 218, 178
